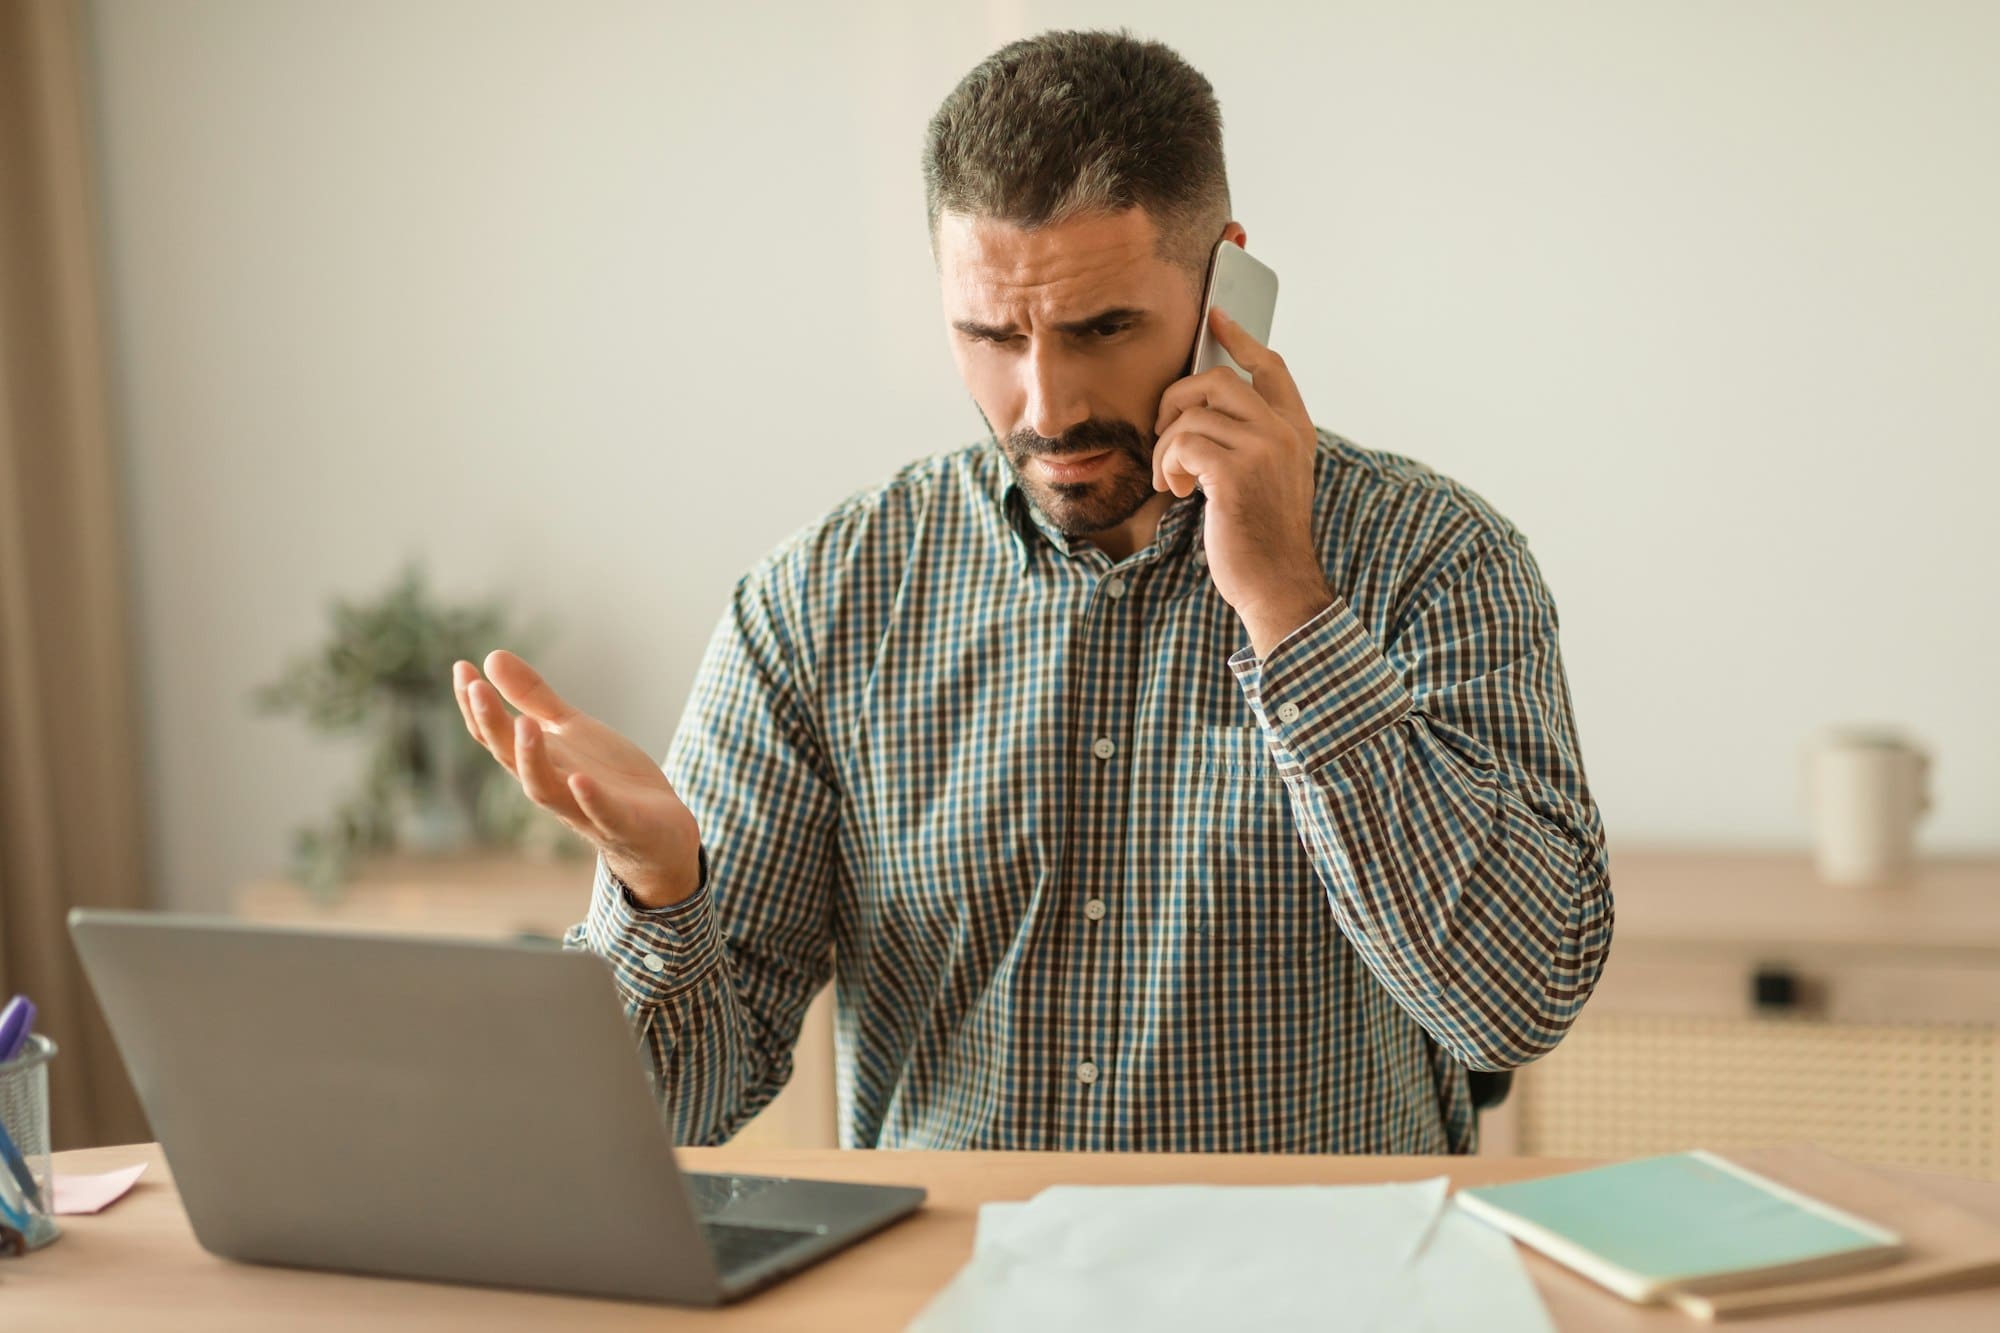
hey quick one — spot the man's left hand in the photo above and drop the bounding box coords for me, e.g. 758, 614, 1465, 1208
1154, 308, 1333, 660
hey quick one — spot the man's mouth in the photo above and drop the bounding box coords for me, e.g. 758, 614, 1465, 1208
1034, 451, 1113, 483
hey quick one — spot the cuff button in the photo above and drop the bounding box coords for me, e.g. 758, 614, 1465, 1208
641, 953, 666, 974
1276, 701, 1302, 724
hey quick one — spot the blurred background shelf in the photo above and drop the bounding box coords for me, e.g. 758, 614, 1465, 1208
1481, 845, 2000, 1180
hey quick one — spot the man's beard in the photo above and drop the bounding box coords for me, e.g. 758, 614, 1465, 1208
999, 417, 1158, 538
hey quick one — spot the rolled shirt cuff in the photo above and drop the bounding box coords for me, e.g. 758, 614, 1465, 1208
579, 849, 723, 1003
1229, 597, 1413, 778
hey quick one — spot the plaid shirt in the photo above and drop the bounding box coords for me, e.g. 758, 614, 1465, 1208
565, 430, 1612, 1154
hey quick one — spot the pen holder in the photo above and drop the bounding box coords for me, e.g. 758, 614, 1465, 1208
0, 1034, 61, 1253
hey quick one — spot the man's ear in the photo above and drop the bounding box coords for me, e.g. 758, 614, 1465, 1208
1222, 220, 1247, 249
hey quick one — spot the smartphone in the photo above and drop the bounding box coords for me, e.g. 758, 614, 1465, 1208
1188, 238, 1279, 381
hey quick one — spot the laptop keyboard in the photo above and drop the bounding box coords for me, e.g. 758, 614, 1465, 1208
702, 1221, 818, 1274
684, 1175, 822, 1276
684, 1171, 784, 1214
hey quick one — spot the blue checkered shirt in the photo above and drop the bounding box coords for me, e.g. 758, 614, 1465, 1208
564, 430, 1613, 1153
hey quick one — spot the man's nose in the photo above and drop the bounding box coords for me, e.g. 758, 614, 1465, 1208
1021, 343, 1090, 442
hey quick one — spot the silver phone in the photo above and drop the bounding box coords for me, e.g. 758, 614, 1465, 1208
1189, 238, 1279, 380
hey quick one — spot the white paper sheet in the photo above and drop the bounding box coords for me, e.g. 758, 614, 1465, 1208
1378, 1205, 1556, 1333
909, 1179, 1456, 1332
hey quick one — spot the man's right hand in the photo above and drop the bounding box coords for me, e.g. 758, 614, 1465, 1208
452, 650, 703, 908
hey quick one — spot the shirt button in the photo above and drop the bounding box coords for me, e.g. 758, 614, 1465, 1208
1091, 737, 1117, 761
1276, 701, 1302, 725
641, 953, 666, 974
1076, 1060, 1100, 1085
1104, 575, 1128, 600
1193, 548, 1208, 569
1084, 898, 1107, 922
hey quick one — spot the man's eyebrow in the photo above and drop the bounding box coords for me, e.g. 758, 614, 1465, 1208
1054, 307, 1147, 335
951, 307, 1150, 339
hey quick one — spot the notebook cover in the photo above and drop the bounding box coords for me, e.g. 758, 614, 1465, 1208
1668, 1147, 2000, 1322
1455, 1149, 1903, 1302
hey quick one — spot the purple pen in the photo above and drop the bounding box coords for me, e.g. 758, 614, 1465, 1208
0, 995, 35, 1064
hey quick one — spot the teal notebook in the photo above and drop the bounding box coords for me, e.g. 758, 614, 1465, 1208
1455, 1150, 1905, 1303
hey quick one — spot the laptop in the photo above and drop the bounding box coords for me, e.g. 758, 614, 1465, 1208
67, 908, 924, 1305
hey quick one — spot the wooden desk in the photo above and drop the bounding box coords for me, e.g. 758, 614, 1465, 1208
18, 1143, 2000, 1329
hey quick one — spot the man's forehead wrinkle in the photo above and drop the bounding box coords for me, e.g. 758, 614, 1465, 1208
949, 250, 1154, 328
962, 226, 1152, 276
966, 242, 1127, 286
941, 209, 1161, 302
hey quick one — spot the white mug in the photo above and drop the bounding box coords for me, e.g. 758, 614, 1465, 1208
1801, 726, 1932, 885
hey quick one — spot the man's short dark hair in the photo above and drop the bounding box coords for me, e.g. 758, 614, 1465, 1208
922, 29, 1231, 279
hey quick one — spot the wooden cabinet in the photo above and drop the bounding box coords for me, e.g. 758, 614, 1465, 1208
236, 854, 838, 1149
1480, 846, 2000, 1179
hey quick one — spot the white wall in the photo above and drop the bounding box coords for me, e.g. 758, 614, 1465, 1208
85, 0, 1997, 915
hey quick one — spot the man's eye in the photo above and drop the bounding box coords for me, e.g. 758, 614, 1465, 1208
1087, 322, 1130, 339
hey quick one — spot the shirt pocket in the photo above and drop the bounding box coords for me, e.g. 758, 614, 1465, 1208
1185, 725, 1333, 959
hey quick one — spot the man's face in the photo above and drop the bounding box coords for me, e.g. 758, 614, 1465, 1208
937, 208, 1205, 543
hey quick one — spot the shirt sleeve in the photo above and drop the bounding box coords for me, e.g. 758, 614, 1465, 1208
561, 563, 840, 1143
1229, 530, 1614, 1071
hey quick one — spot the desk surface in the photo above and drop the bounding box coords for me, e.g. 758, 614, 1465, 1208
16, 1144, 2000, 1330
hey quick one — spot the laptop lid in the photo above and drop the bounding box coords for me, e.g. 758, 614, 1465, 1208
69, 908, 729, 1305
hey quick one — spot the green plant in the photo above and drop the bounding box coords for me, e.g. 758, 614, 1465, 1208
253, 563, 583, 899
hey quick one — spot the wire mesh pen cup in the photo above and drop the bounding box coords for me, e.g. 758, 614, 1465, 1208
0, 1034, 61, 1252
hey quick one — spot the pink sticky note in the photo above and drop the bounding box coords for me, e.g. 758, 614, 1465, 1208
52, 1162, 148, 1214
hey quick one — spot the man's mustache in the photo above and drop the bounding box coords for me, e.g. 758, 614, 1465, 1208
1007, 419, 1151, 459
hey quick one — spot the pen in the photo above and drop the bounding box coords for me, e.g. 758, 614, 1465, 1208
0, 1117, 43, 1214
0, 994, 34, 1065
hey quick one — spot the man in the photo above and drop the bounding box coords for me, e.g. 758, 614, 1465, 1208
453, 30, 1611, 1155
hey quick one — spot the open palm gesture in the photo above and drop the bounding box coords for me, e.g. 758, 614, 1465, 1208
452, 650, 701, 907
